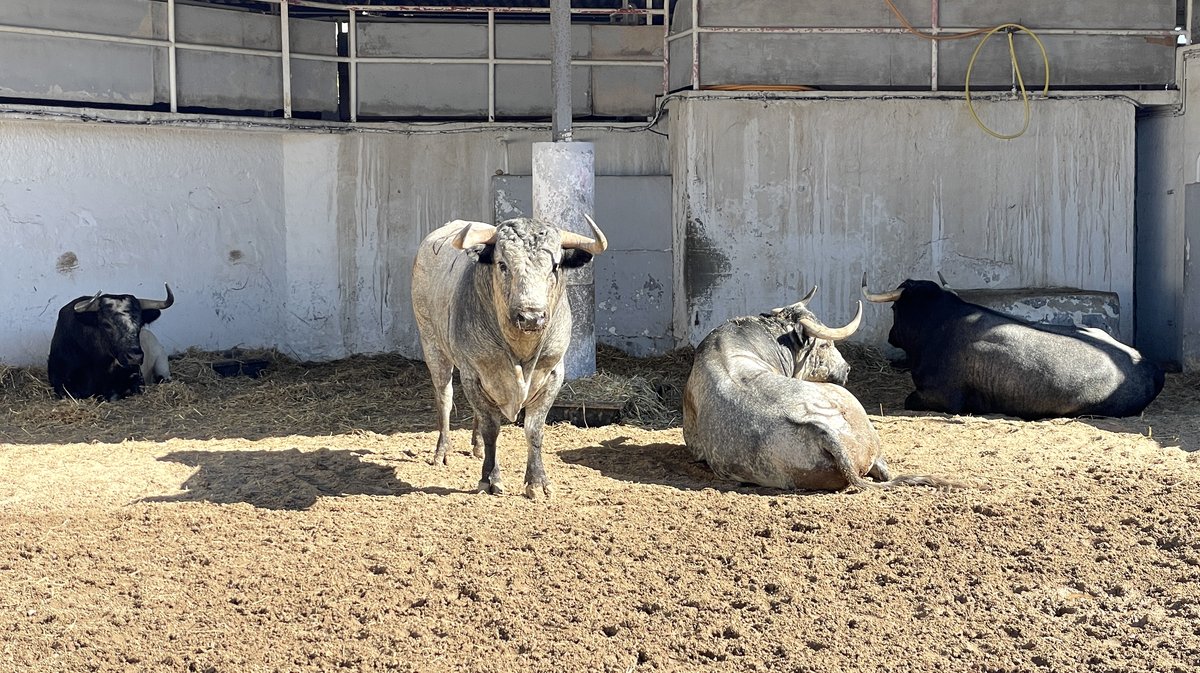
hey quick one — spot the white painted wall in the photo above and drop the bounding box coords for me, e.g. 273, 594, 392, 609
669, 96, 1138, 351
0, 117, 669, 367
0, 120, 286, 366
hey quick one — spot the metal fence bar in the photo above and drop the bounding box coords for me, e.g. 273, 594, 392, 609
168, 0, 178, 112
930, 0, 939, 91
348, 10, 358, 122
488, 10, 495, 122
280, 0, 292, 118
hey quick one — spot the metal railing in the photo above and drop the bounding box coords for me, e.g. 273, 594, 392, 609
665, 0, 1192, 92
0, 0, 671, 122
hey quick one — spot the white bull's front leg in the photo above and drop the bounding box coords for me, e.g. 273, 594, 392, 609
461, 375, 507, 495
519, 365, 563, 499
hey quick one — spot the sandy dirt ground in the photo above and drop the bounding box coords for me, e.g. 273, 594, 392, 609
1, 346, 1199, 673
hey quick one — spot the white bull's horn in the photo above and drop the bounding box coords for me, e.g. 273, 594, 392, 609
450, 220, 498, 250
797, 301, 863, 341
73, 291, 103, 313
861, 272, 904, 303
138, 283, 174, 310
559, 214, 608, 256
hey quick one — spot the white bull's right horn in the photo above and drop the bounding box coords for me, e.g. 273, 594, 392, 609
559, 214, 608, 256
861, 272, 904, 303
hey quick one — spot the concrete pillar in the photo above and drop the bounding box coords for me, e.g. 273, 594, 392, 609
533, 141, 596, 380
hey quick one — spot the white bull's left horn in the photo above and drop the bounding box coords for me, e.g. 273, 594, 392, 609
559, 214, 608, 256
797, 301, 863, 341
450, 220, 498, 250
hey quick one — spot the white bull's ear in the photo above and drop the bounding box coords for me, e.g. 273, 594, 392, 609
449, 220, 498, 250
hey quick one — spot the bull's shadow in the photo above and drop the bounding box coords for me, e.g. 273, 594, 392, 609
142, 447, 463, 510
558, 436, 788, 494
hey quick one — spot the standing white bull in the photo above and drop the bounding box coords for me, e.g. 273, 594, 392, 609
683, 290, 956, 491
411, 216, 607, 498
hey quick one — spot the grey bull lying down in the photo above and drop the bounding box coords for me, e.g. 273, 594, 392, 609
683, 289, 956, 491
411, 216, 607, 498
862, 275, 1164, 420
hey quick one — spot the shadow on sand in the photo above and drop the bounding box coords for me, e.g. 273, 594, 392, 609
142, 447, 466, 510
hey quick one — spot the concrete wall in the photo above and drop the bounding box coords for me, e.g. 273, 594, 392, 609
1135, 47, 1200, 371
668, 95, 1138, 352
0, 117, 668, 367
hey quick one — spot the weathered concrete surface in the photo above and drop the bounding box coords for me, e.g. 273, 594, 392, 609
533, 141, 596, 380
1134, 46, 1200, 371
0, 118, 668, 367
493, 176, 673, 357
953, 288, 1121, 339
669, 95, 1137, 351
669, 0, 1177, 90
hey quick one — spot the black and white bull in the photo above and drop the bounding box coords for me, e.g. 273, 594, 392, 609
411, 216, 607, 498
47, 284, 175, 400
861, 275, 1164, 419
683, 290, 955, 491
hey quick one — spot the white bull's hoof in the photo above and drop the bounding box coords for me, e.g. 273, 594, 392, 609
524, 480, 553, 500
477, 479, 505, 495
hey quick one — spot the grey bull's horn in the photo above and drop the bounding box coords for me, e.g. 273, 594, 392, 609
139, 283, 175, 310
798, 300, 863, 341
449, 220, 498, 250
558, 214, 608, 256
73, 291, 103, 313
861, 272, 904, 303
770, 285, 818, 314
937, 271, 950, 288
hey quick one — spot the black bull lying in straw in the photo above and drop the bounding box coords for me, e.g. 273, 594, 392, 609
48, 284, 175, 401
683, 288, 958, 491
861, 274, 1164, 420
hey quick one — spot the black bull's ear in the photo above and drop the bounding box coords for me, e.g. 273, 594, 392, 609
560, 249, 593, 269
466, 244, 495, 264
141, 308, 163, 324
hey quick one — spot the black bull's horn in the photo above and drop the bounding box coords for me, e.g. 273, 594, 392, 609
73, 284, 174, 312
450, 215, 608, 256
861, 273, 904, 303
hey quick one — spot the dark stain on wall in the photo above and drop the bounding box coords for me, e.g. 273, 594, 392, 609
684, 214, 731, 322
56, 251, 79, 274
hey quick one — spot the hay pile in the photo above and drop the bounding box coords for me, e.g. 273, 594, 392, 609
0, 340, 915, 445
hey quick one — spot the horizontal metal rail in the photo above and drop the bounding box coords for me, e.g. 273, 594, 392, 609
0, 0, 669, 122
666, 0, 1190, 91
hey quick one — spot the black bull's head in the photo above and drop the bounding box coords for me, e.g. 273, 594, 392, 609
72, 284, 175, 367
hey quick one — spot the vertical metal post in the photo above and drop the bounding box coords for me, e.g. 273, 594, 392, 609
167, 0, 177, 112
691, 0, 699, 89
536, 0, 597, 379
661, 0, 671, 96
348, 10, 358, 122
930, 0, 940, 91
550, 0, 572, 141
280, 0, 292, 118
488, 10, 496, 122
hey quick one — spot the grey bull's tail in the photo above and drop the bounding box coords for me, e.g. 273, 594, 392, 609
823, 431, 964, 491
851, 473, 965, 490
